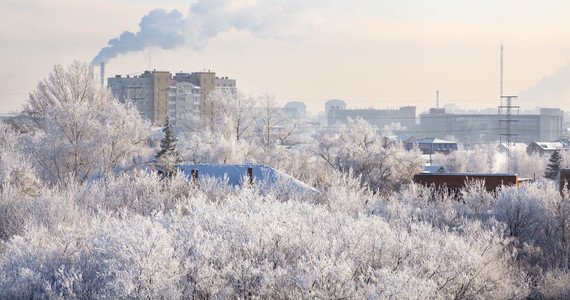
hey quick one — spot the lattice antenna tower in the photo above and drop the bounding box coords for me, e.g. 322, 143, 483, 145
498, 44, 519, 173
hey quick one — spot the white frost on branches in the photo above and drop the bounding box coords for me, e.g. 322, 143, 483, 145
18, 62, 151, 184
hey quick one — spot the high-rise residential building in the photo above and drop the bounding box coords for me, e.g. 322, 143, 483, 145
169, 82, 201, 126
108, 70, 171, 125
109, 70, 236, 126
172, 72, 236, 127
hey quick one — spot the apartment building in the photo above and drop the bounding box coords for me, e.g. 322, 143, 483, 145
108, 70, 171, 125
108, 70, 236, 126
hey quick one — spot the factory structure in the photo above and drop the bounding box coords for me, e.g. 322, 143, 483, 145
325, 100, 565, 146
327, 102, 416, 130
418, 107, 564, 144
106, 66, 236, 126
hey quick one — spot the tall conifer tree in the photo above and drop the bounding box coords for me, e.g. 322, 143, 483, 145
544, 150, 562, 180
156, 115, 181, 178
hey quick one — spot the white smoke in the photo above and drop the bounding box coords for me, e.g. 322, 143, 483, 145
92, 0, 313, 65
518, 62, 570, 109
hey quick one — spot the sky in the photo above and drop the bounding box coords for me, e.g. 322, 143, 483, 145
1, 0, 569, 115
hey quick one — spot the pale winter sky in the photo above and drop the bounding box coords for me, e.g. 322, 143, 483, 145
1, 0, 569, 115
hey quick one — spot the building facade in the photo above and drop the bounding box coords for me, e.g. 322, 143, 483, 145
324, 99, 346, 126
169, 82, 201, 126
172, 72, 236, 127
108, 70, 171, 125
284, 101, 307, 119
109, 70, 235, 126
406, 137, 458, 155
328, 106, 416, 130
419, 108, 565, 144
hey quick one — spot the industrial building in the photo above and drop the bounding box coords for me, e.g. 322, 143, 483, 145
328, 105, 416, 130
284, 101, 307, 119
418, 107, 564, 144
325, 99, 346, 126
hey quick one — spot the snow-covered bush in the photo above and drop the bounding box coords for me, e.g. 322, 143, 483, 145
0, 174, 531, 298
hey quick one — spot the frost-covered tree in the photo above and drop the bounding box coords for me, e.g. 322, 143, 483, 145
255, 95, 302, 152
155, 115, 181, 178
210, 88, 258, 141
313, 118, 422, 193
432, 146, 495, 173
545, 150, 563, 180
0, 124, 41, 196
17, 62, 151, 184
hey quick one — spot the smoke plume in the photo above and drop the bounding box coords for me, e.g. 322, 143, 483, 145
517, 62, 570, 109
92, 0, 311, 65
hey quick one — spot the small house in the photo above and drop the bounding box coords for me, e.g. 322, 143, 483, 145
526, 142, 569, 155
406, 138, 458, 155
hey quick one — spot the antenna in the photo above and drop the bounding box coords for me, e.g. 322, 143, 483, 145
500, 42, 503, 98
498, 44, 519, 173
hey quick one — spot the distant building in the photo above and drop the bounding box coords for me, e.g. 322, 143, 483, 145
108, 70, 171, 125
168, 82, 201, 126
325, 99, 346, 126
328, 106, 416, 130
394, 136, 416, 145
526, 141, 569, 155
172, 72, 236, 127
284, 101, 307, 119
422, 166, 447, 173
215, 76, 237, 91
419, 107, 564, 144
109, 70, 235, 126
496, 142, 527, 153
413, 173, 519, 192
406, 137, 458, 155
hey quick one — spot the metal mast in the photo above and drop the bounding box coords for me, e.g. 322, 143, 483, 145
500, 43, 503, 98
498, 44, 519, 173
499, 96, 519, 173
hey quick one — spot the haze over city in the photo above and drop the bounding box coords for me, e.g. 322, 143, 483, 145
1, 0, 569, 114
4, 1, 570, 298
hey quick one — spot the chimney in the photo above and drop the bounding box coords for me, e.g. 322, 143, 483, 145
100, 62, 105, 87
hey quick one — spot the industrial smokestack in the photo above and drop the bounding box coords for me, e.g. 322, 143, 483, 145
100, 62, 105, 87
436, 90, 439, 108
